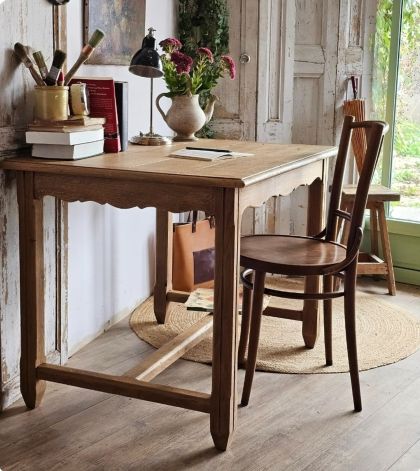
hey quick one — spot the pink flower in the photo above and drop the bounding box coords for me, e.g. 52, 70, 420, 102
197, 47, 214, 63
159, 37, 182, 52
171, 51, 193, 74
221, 55, 236, 79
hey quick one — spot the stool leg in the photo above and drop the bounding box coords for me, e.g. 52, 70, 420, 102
369, 204, 379, 256
377, 203, 397, 295
241, 270, 266, 407
323, 275, 333, 366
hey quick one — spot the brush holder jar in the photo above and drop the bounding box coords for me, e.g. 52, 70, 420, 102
34, 86, 69, 121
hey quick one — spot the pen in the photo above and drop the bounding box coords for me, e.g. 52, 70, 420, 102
186, 146, 231, 153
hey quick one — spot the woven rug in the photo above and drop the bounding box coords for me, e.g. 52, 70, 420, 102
130, 279, 420, 373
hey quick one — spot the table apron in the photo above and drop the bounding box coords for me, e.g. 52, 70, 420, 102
33, 172, 218, 214
239, 160, 324, 214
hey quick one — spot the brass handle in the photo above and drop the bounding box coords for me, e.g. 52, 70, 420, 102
239, 53, 251, 64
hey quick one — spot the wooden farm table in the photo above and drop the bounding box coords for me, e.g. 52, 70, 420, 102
1, 140, 336, 450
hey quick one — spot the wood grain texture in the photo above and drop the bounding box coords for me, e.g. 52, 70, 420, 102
302, 174, 325, 348
154, 210, 173, 323
211, 0, 259, 140
342, 184, 401, 202
1, 141, 336, 189
211, 188, 240, 451
36, 364, 210, 414
238, 161, 324, 214
124, 316, 212, 382
378, 203, 397, 295
17, 172, 46, 409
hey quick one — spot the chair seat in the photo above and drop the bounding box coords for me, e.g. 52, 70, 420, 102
240, 235, 347, 276
342, 184, 400, 202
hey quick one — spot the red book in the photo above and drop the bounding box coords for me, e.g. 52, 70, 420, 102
69, 77, 121, 153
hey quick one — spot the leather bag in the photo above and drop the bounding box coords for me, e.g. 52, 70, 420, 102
172, 211, 215, 292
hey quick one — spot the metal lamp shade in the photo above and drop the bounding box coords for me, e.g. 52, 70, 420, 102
129, 45, 163, 78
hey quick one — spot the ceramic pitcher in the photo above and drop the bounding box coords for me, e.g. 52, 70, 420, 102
155, 93, 217, 141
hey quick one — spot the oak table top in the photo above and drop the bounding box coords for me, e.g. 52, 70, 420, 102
1, 139, 336, 188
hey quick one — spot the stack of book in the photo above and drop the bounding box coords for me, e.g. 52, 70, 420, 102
26, 116, 106, 160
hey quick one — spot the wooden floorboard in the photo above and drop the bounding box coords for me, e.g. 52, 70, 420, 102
0, 279, 419, 471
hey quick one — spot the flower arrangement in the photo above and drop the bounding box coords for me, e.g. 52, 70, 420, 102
159, 37, 236, 97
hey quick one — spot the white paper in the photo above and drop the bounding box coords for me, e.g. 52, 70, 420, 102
169, 148, 254, 161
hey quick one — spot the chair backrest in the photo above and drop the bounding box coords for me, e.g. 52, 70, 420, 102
325, 116, 388, 255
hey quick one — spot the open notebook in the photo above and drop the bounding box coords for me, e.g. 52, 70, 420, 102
169, 148, 253, 161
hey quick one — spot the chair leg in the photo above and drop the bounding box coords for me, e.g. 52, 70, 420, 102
344, 262, 362, 412
241, 270, 266, 407
323, 275, 333, 366
238, 276, 253, 368
377, 203, 397, 296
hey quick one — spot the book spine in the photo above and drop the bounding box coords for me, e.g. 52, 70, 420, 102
70, 78, 121, 153
115, 81, 128, 152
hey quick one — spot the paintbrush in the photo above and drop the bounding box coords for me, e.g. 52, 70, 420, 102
14, 42, 45, 86
64, 29, 105, 85
33, 51, 49, 80
57, 70, 64, 86
45, 49, 67, 85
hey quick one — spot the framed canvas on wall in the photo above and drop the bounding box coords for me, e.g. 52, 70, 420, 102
84, 0, 146, 65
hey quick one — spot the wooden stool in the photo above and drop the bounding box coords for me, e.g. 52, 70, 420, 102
341, 184, 400, 295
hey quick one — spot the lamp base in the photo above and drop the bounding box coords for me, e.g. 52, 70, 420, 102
130, 132, 171, 146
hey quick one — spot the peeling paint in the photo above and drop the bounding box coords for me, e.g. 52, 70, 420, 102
1, 0, 60, 411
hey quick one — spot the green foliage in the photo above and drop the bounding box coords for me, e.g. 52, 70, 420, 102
371, 0, 392, 120
394, 168, 414, 183
178, 0, 230, 59
394, 120, 420, 156
372, 0, 420, 121
372, 0, 420, 192
160, 59, 189, 96
178, 0, 230, 137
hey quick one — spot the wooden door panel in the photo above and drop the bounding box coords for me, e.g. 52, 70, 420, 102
211, 0, 258, 140
256, 0, 295, 143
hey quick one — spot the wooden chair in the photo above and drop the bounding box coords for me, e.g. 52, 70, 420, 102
239, 116, 388, 411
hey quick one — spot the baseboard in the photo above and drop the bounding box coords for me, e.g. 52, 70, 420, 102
68, 299, 146, 357
0, 374, 21, 411
394, 267, 420, 286
0, 350, 64, 411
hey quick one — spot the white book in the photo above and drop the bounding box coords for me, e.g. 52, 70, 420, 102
32, 140, 104, 160
26, 128, 104, 145
169, 148, 254, 161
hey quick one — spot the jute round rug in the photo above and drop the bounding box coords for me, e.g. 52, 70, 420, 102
130, 279, 420, 373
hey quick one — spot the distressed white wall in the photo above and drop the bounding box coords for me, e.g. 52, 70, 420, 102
66, 2, 176, 354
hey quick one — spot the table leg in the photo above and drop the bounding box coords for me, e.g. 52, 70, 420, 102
153, 209, 173, 324
302, 175, 325, 348
211, 189, 240, 451
17, 172, 46, 408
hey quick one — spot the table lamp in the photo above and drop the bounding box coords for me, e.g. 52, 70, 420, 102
129, 27, 170, 145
